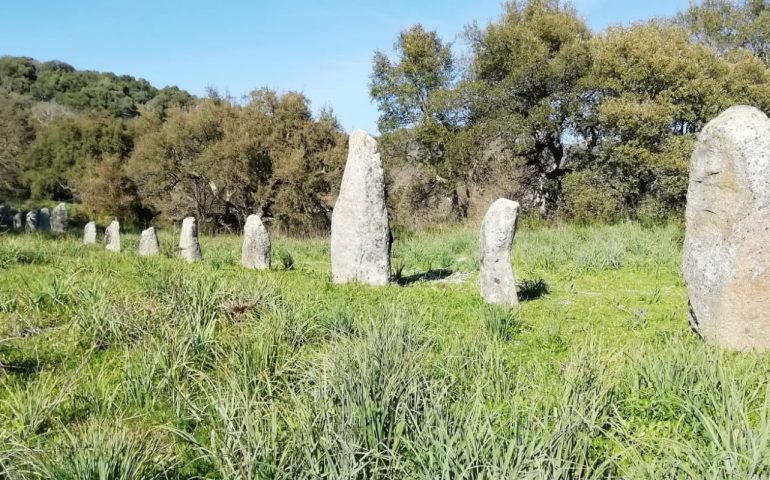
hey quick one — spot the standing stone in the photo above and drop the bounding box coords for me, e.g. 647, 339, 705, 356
51, 203, 68, 234
13, 211, 23, 231
138, 227, 160, 257
179, 217, 202, 263
25, 210, 38, 232
241, 214, 271, 270
479, 199, 520, 306
104, 220, 121, 252
684, 105, 770, 351
83, 221, 97, 244
38, 208, 51, 231
0, 205, 9, 232
330, 130, 391, 286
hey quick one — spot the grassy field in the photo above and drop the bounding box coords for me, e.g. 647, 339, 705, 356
1, 221, 769, 479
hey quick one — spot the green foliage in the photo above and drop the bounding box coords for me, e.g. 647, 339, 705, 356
0, 56, 167, 118
128, 90, 346, 233
0, 92, 34, 200
681, 0, 770, 63
21, 114, 133, 200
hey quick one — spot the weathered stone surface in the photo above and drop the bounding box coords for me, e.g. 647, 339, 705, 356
25, 210, 38, 232
38, 208, 51, 231
104, 220, 121, 252
179, 217, 202, 262
83, 221, 97, 244
0, 205, 10, 232
242, 214, 270, 270
13, 211, 23, 231
138, 227, 160, 257
684, 106, 770, 350
479, 199, 520, 306
51, 203, 68, 234
330, 130, 391, 286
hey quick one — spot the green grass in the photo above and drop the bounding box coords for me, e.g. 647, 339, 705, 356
1, 221, 769, 478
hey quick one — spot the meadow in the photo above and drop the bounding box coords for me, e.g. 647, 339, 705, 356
1, 221, 769, 479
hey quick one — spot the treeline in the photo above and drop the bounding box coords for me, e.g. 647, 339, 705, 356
0, 58, 347, 234
2, 0, 770, 233
372, 0, 770, 226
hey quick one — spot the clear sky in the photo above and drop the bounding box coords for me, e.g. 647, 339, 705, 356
0, 0, 690, 133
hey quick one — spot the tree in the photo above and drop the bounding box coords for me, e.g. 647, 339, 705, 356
565, 21, 770, 219
78, 155, 145, 223
20, 114, 133, 199
370, 24, 456, 133
0, 93, 34, 201
127, 90, 346, 233
681, 0, 770, 63
466, 0, 593, 213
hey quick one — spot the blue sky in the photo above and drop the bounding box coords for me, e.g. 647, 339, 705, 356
1, 0, 690, 133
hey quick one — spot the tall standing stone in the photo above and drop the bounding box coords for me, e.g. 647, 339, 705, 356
13, 211, 23, 231
138, 227, 160, 257
0, 205, 9, 232
330, 130, 391, 286
179, 217, 202, 263
51, 203, 68, 234
241, 214, 271, 270
479, 199, 520, 306
104, 220, 121, 252
38, 208, 51, 231
83, 221, 97, 244
684, 105, 770, 351
25, 210, 38, 232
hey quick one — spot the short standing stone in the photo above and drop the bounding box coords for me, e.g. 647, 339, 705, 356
138, 227, 160, 257
38, 208, 51, 231
104, 220, 121, 252
179, 217, 202, 262
241, 214, 271, 270
684, 105, 770, 351
479, 199, 520, 306
83, 221, 97, 244
13, 211, 23, 231
330, 130, 391, 286
51, 203, 68, 234
25, 210, 38, 232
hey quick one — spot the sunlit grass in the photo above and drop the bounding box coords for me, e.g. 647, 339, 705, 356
2, 221, 767, 478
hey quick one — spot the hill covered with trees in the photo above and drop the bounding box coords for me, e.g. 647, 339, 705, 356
0, 57, 347, 234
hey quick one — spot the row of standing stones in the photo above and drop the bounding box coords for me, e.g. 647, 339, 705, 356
0, 203, 69, 234
1, 106, 765, 351
329, 129, 521, 306
82, 216, 271, 269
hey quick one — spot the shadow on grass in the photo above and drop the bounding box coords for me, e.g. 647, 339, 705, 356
518, 278, 550, 302
397, 268, 454, 286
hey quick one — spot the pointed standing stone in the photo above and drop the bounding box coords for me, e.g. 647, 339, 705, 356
13, 211, 23, 231
330, 130, 391, 286
104, 220, 121, 252
241, 214, 271, 270
684, 105, 770, 351
83, 221, 97, 244
38, 208, 51, 231
138, 227, 160, 257
25, 210, 38, 232
51, 203, 68, 234
479, 199, 520, 306
179, 217, 202, 263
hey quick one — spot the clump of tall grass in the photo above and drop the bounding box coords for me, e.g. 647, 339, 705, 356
483, 306, 524, 342
31, 419, 176, 480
